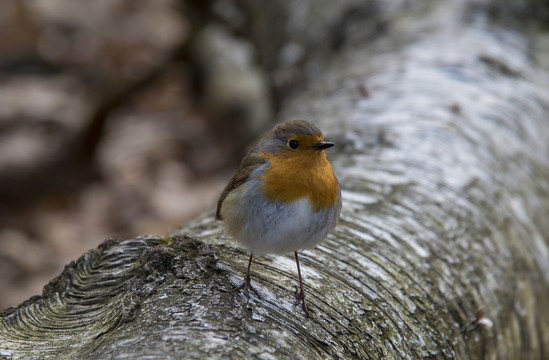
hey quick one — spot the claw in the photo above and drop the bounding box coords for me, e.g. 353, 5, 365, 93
294, 284, 315, 316
233, 253, 261, 300
233, 272, 261, 300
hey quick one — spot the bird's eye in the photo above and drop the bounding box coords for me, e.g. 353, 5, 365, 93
288, 139, 299, 150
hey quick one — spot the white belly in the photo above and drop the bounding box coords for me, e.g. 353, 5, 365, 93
221, 180, 338, 255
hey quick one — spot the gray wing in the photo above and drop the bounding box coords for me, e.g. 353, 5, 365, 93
215, 152, 266, 220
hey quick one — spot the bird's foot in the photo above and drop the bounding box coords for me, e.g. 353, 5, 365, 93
233, 274, 261, 300
294, 287, 315, 317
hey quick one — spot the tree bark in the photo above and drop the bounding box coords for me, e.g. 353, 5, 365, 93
2, 0, 549, 359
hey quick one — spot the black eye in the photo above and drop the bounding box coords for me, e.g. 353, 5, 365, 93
288, 139, 299, 150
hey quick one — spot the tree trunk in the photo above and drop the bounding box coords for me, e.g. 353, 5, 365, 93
2, 1, 549, 359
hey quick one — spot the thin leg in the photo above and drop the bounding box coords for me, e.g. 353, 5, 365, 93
243, 253, 253, 288
294, 251, 314, 316
234, 253, 260, 299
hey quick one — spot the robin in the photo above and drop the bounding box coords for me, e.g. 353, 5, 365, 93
216, 119, 341, 315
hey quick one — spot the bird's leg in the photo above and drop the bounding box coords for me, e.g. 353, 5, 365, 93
294, 251, 314, 316
234, 253, 260, 299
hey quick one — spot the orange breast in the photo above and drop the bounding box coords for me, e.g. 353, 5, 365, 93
259, 150, 339, 210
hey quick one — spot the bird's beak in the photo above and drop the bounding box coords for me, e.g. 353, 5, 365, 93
314, 141, 335, 150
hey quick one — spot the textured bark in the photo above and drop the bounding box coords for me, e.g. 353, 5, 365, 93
2, 0, 549, 359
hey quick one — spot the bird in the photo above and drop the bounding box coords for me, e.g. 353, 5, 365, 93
216, 119, 341, 316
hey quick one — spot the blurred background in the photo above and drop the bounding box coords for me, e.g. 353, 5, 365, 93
0, 0, 384, 310
0, 0, 275, 310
